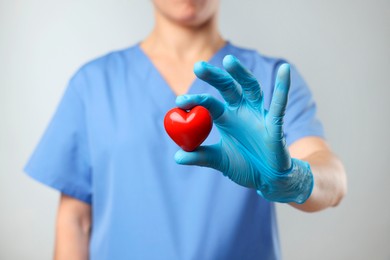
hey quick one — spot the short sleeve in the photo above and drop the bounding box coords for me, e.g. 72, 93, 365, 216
283, 65, 325, 146
24, 71, 92, 204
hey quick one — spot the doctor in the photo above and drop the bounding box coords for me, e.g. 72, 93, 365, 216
25, 0, 347, 259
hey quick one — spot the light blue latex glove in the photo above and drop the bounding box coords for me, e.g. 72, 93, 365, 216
174, 55, 313, 204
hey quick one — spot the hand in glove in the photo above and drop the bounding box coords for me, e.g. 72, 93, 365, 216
175, 55, 313, 204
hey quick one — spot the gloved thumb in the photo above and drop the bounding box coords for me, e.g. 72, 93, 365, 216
174, 144, 222, 170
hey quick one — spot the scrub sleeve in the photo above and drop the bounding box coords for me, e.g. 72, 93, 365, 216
284, 64, 324, 145
24, 71, 92, 204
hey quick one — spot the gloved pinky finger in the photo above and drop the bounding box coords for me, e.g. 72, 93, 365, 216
174, 144, 222, 170
176, 94, 225, 120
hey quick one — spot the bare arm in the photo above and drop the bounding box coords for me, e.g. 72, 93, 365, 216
288, 137, 347, 212
54, 194, 91, 260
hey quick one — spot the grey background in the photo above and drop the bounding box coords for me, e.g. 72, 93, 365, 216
1, 0, 389, 259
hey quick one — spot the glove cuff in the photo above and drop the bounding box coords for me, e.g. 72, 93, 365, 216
256, 158, 314, 204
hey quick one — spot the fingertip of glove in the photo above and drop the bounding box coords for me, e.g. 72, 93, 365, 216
174, 150, 187, 164
222, 55, 238, 70
275, 63, 291, 88
175, 95, 188, 106
193, 61, 209, 77
278, 63, 291, 76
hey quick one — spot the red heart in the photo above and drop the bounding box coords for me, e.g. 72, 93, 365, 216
164, 106, 213, 152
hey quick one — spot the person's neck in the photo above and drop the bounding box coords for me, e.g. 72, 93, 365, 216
141, 12, 225, 62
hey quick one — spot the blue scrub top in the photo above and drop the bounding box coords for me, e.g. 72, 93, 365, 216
25, 42, 324, 260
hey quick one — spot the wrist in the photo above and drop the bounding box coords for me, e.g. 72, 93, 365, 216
256, 158, 314, 204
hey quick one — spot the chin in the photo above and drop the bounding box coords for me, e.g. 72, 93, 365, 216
176, 15, 207, 27
154, 0, 217, 27
171, 9, 214, 27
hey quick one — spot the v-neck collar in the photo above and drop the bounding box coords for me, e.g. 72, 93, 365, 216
135, 41, 231, 102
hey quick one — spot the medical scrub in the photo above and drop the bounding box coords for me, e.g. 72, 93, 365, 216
25, 42, 323, 260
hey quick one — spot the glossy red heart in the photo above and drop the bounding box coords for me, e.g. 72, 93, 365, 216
164, 106, 213, 152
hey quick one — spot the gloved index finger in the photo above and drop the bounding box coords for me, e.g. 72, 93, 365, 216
194, 61, 242, 107
176, 94, 225, 120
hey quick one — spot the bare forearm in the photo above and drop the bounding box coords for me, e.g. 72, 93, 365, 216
290, 150, 347, 212
55, 194, 91, 260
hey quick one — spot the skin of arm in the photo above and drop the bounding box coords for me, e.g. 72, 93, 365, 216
54, 194, 91, 260
288, 136, 347, 212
